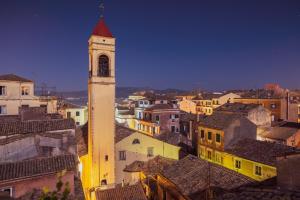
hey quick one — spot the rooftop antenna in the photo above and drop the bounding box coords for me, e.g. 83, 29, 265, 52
99, 0, 105, 18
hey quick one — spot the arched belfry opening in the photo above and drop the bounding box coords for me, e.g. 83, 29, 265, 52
98, 55, 110, 77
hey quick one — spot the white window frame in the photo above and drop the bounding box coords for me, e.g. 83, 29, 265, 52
147, 147, 154, 157
0, 86, 6, 96
0, 105, 7, 115
0, 186, 13, 197
21, 86, 30, 96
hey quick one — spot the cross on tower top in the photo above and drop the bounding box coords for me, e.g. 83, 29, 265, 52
99, 1, 104, 18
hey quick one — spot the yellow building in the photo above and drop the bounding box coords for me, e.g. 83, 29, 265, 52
59, 101, 88, 126
197, 114, 295, 181
192, 92, 240, 115
178, 99, 197, 114
115, 125, 180, 185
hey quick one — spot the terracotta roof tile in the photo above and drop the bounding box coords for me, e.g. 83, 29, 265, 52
161, 155, 256, 198
198, 112, 246, 130
225, 138, 296, 166
95, 183, 147, 200
0, 74, 33, 82
0, 119, 75, 136
0, 155, 76, 182
214, 102, 262, 114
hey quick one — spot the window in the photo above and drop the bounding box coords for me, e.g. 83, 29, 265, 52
147, 147, 154, 157
175, 114, 179, 118
21, 86, 29, 95
216, 133, 221, 143
101, 179, 107, 186
21, 105, 29, 108
76, 111, 80, 116
270, 104, 277, 109
67, 112, 71, 119
0, 187, 12, 197
0, 105, 7, 115
160, 100, 164, 104
139, 101, 144, 105
132, 138, 140, 144
235, 159, 241, 169
98, 55, 110, 77
0, 86, 6, 96
152, 127, 156, 134
200, 130, 205, 139
155, 115, 160, 122
215, 152, 222, 163
76, 122, 80, 126
119, 151, 126, 160
255, 165, 262, 176
105, 155, 109, 161
207, 132, 212, 140
171, 126, 176, 133
207, 150, 212, 160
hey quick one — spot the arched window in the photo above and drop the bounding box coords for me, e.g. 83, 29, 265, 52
132, 138, 140, 145
98, 55, 109, 77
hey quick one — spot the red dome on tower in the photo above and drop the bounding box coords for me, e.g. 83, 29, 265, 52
92, 18, 113, 38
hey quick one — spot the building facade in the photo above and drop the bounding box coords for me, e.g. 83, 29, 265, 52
0, 74, 57, 115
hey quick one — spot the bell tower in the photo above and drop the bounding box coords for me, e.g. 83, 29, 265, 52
88, 16, 116, 191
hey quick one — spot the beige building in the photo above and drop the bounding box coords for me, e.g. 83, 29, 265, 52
178, 99, 197, 114
58, 101, 88, 126
0, 74, 57, 115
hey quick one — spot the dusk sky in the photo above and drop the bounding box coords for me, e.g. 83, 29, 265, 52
0, 0, 300, 91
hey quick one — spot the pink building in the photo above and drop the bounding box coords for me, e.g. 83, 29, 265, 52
0, 155, 76, 199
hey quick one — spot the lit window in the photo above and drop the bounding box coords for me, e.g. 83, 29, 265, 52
235, 159, 241, 169
0, 86, 6, 96
207, 150, 212, 160
119, 151, 126, 160
132, 138, 140, 144
147, 147, 154, 157
255, 165, 262, 176
0, 105, 7, 115
216, 133, 221, 143
200, 130, 205, 139
21, 86, 29, 95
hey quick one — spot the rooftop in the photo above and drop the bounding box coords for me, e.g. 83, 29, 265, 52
225, 138, 296, 166
95, 183, 147, 200
0, 118, 75, 136
214, 102, 263, 114
161, 155, 255, 199
0, 154, 76, 182
124, 156, 176, 174
260, 126, 299, 141
0, 74, 33, 83
198, 112, 246, 130
145, 104, 177, 111
92, 18, 113, 38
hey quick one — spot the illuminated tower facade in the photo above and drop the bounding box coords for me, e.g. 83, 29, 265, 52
88, 17, 116, 192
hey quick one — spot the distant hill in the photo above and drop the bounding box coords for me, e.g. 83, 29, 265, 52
51, 87, 187, 105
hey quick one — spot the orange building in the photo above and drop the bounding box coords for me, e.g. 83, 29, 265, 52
234, 98, 285, 121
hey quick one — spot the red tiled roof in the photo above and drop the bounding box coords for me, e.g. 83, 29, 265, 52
0, 119, 75, 136
92, 18, 113, 38
0, 74, 33, 82
95, 183, 147, 200
0, 155, 76, 182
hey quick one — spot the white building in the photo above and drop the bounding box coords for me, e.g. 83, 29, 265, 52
0, 74, 57, 115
